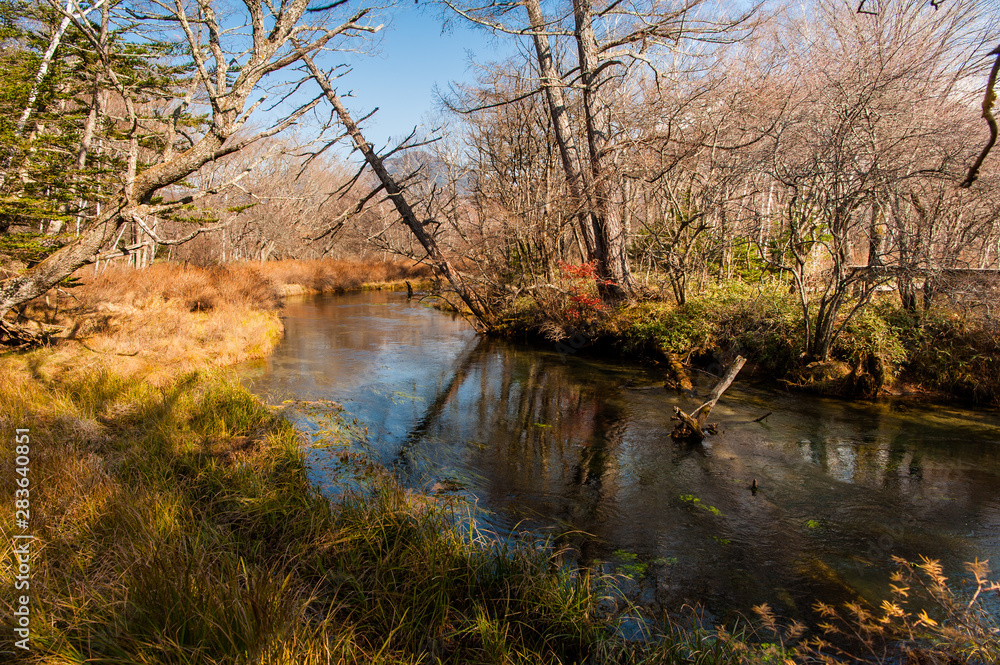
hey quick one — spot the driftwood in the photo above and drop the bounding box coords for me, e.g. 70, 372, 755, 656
671, 356, 746, 442
0, 318, 64, 349
665, 351, 694, 392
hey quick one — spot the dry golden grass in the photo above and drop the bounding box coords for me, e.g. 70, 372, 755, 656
67, 258, 429, 311
254, 258, 432, 295
3, 300, 283, 386
9, 259, 431, 383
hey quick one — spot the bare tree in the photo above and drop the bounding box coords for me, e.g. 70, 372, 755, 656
300, 53, 493, 328
0, 0, 381, 332
442, 0, 758, 301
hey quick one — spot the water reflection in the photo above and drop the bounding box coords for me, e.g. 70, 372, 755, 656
243, 291, 1000, 622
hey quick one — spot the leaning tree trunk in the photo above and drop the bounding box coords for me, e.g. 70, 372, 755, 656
672, 356, 746, 442
302, 55, 492, 331
0, 200, 126, 321
0, 124, 228, 323
0, 0, 75, 191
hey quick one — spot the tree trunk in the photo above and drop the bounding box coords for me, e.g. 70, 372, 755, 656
524, 0, 596, 260
671, 356, 746, 442
0, 115, 230, 322
899, 276, 918, 313
0, 200, 125, 320
0, 0, 77, 192
302, 55, 492, 330
572, 0, 634, 301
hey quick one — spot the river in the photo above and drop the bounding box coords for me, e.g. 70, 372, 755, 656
240, 290, 1000, 624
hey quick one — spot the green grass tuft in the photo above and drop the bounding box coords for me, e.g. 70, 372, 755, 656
3, 364, 996, 664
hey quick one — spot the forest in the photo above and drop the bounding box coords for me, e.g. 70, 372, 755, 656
1, 0, 999, 401
1, 0, 1000, 662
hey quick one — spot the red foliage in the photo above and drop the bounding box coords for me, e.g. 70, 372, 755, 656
557, 260, 608, 322
558, 260, 599, 280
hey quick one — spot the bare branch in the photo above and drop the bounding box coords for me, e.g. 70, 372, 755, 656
960, 44, 1000, 188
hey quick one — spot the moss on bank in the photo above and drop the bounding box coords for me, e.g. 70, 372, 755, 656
498, 279, 1000, 407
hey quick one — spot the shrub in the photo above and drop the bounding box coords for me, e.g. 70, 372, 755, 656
900, 311, 1000, 405
610, 279, 801, 373
832, 303, 908, 397
557, 260, 608, 324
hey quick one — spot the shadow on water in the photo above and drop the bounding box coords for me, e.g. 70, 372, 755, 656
241, 290, 1000, 624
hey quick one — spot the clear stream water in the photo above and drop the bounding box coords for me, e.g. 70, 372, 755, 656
240, 290, 1000, 624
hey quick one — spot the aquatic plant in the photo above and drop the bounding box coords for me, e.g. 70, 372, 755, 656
679, 494, 724, 517
611, 550, 649, 579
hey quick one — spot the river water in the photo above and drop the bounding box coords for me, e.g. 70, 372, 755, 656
240, 290, 1000, 623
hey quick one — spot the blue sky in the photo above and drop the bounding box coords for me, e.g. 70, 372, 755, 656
330, 4, 517, 148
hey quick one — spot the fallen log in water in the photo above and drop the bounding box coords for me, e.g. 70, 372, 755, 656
664, 350, 694, 393
671, 355, 746, 442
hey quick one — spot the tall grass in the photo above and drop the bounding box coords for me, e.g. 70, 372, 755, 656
2, 362, 815, 664
13, 259, 431, 384
254, 258, 432, 295
3, 368, 996, 664
73, 258, 430, 310
0, 368, 604, 663
3, 268, 997, 663
752, 556, 1000, 664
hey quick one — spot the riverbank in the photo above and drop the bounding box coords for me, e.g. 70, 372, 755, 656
2, 264, 997, 663
0, 261, 747, 663
0, 364, 631, 662
495, 278, 1000, 408
8, 259, 431, 382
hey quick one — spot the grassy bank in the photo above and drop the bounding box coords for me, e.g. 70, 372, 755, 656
1, 264, 997, 663
0, 368, 606, 663
251, 258, 432, 297
0, 304, 749, 663
11, 259, 431, 380
499, 278, 1000, 407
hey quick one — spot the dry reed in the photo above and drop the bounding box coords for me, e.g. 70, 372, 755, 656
11, 259, 430, 384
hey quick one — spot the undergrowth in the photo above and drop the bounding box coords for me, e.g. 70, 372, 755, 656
506, 275, 1000, 405
2, 369, 997, 663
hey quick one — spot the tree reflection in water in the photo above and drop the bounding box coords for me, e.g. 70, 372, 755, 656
245, 291, 1000, 624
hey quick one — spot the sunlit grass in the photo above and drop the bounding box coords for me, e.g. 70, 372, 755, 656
13, 258, 431, 385
254, 257, 431, 295
2, 264, 997, 663
4, 368, 996, 664
0, 368, 598, 663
